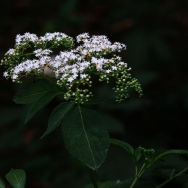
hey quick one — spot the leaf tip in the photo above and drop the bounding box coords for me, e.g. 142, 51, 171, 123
39, 134, 46, 140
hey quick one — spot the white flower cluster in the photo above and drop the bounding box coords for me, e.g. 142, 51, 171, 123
33, 49, 52, 57
14, 32, 71, 45
1, 32, 74, 78
16, 32, 38, 45
1, 32, 142, 103
76, 33, 126, 55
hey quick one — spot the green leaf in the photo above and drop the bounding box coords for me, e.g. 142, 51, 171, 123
13, 79, 62, 104
25, 91, 61, 123
62, 106, 109, 170
6, 169, 26, 188
110, 139, 134, 155
0, 177, 5, 188
40, 102, 75, 139
151, 150, 188, 164
134, 147, 143, 163
110, 139, 137, 164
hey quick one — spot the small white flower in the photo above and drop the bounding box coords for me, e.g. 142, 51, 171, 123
34, 49, 52, 57
119, 62, 125, 65
2, 32, 141, 103
80, 74, 87, 79
106, 69, 111, 73
68, 77, 74, 82
12, 74, 18, 80
76, 33, 90, 43
15, 34, 22, 44
112, 66, 117, 70
71, 67, 78, 74
5, 49, 15, 55
72, 73, 78, 79
3, 71, 8, 77
15, 33, 38, 45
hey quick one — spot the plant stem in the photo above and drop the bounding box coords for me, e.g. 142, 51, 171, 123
89, 169, 98, 188
156, 167, 188, 188
130, 177, 138, 188
129, 164, 146, 188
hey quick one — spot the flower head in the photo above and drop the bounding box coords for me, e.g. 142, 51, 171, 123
1, 32, 142, 103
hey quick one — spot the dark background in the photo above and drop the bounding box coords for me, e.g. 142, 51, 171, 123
0, 0, 188, 187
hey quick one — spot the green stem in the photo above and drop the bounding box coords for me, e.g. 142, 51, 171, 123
130, 177, 139, 188
129, 164, 146, 188
156, 167, 188, 188
20, 53, 34, 56
135, 165, 138, 176
89, 169, 98, 188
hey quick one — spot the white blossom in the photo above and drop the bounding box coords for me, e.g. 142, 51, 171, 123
68, 77, 74, 82
80, 74, 87, 79
76, 33, 90, 43
15, 32, 38, 45
34, 49, 52, 57
112, 66, 117, 70
106, 69, 112, 73
3, 71, 8, 77
5, 49, 15, 55
1, 32, 142, 103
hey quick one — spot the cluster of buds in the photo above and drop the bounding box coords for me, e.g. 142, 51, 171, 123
1, 32, 142, 103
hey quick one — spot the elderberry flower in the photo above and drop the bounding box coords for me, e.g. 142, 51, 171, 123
1, 32, 142, 103
33, 49, 52, 57
16, 32, 38, 45
76, 33, 90, 42
3, 71, 8, 78
5, 49, 15, 55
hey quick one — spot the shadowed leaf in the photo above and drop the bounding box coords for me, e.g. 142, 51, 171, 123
41, 102, 75, 139
25, 91, 61, 123
13, 79, 62, 104
62, 105, 109, 170
0, 177, 5, 188
6, 169, 26, 188
152, 150, 188, 163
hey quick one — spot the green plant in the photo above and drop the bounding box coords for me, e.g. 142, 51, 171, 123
1, 32, 188, 188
